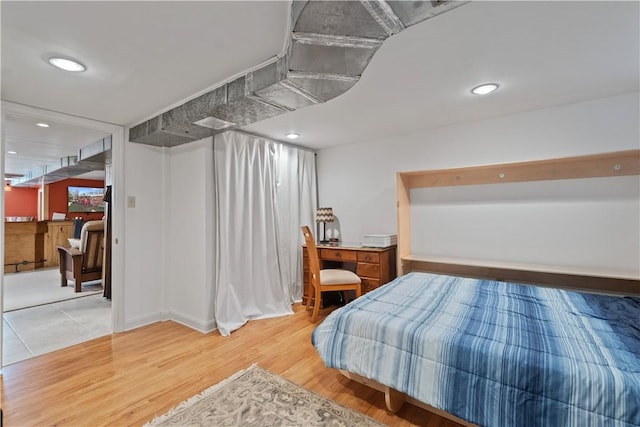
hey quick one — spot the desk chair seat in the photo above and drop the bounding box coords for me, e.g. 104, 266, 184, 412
320, 269, 360, 284
301, 225, 361, 322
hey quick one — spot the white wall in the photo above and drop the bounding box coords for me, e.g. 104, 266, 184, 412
164, 137, 216, 332
317, 92, 640, 276
122, 136, 216, 332
123, 140, 166, 329
410, 177, 639, 276
118, 92, 638, 331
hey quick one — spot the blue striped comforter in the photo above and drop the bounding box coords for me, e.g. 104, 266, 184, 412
312, 272, 640, 427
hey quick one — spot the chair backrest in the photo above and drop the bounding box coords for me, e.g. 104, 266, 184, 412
301, 226, 320, 286
82, 230, 104, 271
79, 220, 104, 249
80, 220, 105, 271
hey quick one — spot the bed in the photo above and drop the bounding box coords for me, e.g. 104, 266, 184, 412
313, 151, 640, 426
312, 271, 640, 426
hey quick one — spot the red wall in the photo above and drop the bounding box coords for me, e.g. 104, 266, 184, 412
48, 178, 105, 221
5, 186, 38, 217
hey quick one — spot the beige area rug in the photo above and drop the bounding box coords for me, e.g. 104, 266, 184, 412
3, 268, 103, 312
145, 365, 385, 427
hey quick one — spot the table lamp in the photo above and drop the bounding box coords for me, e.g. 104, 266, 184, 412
315, 207, 334, 244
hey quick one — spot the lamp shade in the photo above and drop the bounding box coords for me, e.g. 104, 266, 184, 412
315, 207, 334, 223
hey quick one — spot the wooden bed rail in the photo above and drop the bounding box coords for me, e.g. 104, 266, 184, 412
403, 256, 640, 295
340, 370, 477, 426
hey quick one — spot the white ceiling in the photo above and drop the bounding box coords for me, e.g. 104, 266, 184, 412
1, 0, 289, 179
245, 1, 640, 149
3, 112, 110, 178
2, 1, 638, 178
2, 1, 289, 126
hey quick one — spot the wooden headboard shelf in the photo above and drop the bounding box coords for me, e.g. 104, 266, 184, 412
403, 256, 640, 295
396, 149, 640, 293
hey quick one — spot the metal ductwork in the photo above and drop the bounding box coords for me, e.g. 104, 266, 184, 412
130, 0, 468, 147
12, 136, 112, 187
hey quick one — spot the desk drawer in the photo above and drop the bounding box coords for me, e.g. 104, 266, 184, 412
320, 249, 357, 262
357, 252, 379, 263
361, 278, 380, 293
357, 263, 380, 278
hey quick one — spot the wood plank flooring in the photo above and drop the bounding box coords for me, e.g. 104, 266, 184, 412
0, 303, 461, 427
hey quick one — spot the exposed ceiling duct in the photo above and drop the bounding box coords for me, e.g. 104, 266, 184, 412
12, 136, 111, 187
129, 0, 468, 147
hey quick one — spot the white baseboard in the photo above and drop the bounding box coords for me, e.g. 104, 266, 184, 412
123, 310, 216, 334
124, 312, 164, 331
168, 309, 217, 333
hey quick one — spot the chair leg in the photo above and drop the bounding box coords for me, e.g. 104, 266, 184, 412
311, 297, 321, 323
305, 289, 313, 311
72, 256, 83, 293
59, 258, 67, 287
311, 287, 322, 322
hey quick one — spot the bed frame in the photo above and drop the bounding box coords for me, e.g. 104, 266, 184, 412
397, 149, 640, 294
341, 150, 640, 421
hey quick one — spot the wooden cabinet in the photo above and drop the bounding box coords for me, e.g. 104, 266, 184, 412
44, 220, 75, 268
302, 244, 397, 304
4, 221, 48, 273
4, 220, 75, 272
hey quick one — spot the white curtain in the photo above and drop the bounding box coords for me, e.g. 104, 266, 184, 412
214, 132, 316, 336
274, 143, 317, 303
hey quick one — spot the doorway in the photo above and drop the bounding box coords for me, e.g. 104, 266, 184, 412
0, 101, 125, 370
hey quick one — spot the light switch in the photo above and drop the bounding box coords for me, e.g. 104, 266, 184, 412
127, 196, 136, 208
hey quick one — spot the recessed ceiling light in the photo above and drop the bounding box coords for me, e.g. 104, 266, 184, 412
471, 83, 499, 95
7, 151, 17, 155
36, 122, 50, 128
285, 133, 300, 140
48, 57, 86, 72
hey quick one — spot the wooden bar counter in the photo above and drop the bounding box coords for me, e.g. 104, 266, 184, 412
44, 220, 75, 268
5, 220, 48, 273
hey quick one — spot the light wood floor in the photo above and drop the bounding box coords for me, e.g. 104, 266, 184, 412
0, 303, 461, 427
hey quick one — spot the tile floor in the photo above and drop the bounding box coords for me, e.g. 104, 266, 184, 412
3, 294, 111, 366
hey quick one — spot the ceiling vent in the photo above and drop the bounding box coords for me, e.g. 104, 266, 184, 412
129, 0, 468, 147
194, 116, 236, 131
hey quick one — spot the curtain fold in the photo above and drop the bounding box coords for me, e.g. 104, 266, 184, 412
275, 144, 317, 303
214, 132, 316, 336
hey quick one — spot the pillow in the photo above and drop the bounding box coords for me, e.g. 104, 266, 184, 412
68, 238, 81, 249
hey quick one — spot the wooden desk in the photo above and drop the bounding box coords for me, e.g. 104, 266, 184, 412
302, 244, 397, 304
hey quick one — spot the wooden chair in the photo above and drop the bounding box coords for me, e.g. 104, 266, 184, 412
58, 220, 105, 292
301, 225, 362, 322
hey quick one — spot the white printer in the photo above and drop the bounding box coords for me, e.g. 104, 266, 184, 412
361, 234, 397, 248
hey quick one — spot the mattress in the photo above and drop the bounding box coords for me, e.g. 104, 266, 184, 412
312, 272, 640, 427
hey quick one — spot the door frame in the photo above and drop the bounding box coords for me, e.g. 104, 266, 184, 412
0, 101, 126, 370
